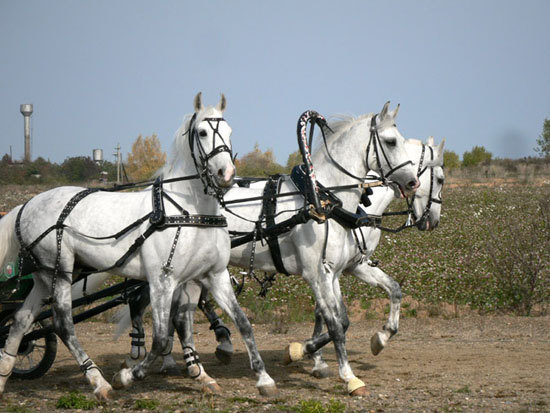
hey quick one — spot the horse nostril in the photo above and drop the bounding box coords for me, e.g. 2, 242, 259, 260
407, 180, 417, 190
217, 169, 224, 179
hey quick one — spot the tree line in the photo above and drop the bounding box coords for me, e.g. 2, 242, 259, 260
2, 118, 548, 185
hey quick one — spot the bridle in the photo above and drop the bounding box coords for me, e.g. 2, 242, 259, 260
407, 144, 442, 226
366, 114, 414, 185
187, 113, 234, 199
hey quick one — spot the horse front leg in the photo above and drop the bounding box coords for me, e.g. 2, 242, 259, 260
113, 275, 175, 390
350, 261, 401, 355
284, 269, 367, 396
171, 281, 220, 393
206, 269, 277, 396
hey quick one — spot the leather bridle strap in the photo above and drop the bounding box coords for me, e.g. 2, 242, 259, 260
367, 114, 413, 182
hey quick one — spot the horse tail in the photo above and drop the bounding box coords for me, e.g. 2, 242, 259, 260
0, 206, 22, 267
112, 305, 132, 340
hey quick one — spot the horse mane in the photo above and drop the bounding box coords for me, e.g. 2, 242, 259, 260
325, 113, 374, 137
406, 138, 423, 146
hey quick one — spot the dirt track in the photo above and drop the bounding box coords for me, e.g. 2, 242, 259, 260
1, 315, 549, 412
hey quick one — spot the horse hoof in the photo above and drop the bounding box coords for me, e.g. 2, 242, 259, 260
215, 348, 233, 365
312, 366, 332, 379
202, 381, 222, 394
258, 384, 278, 397
94, 384, 113, 401
283, 342, 304, 365
370, 332, 386, 356
348, 377, 367, 397
112, 369, 132, 390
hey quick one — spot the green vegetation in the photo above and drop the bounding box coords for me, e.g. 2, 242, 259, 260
132, 398, 159, 410
443, 150, 461, 169
236, 183, 549, 318
462, 146, 492, 167
297, 399, 346, 413
535, 118, 550, 158
55, 391, 98, 410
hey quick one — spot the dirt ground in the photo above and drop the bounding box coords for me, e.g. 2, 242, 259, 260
1, 315, 548, 412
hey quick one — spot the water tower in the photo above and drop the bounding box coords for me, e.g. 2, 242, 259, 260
20, 104, 33, 162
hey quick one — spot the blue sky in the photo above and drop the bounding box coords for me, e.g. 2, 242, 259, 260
1, 0, 549, 165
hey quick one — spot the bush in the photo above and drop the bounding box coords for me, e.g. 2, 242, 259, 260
485, 192, 549, 315
463, 146, 492, 167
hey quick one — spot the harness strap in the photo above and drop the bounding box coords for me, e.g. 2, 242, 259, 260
262, 176, 289, 275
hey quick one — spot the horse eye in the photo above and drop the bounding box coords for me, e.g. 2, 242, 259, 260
438, 178, 445, 185
198, 130, 208, 137
386, 139, 396, 147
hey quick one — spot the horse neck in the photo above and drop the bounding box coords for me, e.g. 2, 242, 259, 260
311, 119, 370, 211
365, 185, 395, 216
161, 134, 220, 215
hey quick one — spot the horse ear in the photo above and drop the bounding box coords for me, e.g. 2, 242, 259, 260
194, 92, 203, 113
391, 103, 400, 119
216, 93, 227, 112
426, 136, 435, 145
380, 101, 391, 119
437, 138, 445, 155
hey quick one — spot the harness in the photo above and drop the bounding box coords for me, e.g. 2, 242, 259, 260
231, 110, 413, 296
13, 115, 231, 302
408, 144, 442, 225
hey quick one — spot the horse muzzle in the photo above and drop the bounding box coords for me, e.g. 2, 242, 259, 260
216, 164, 236, 188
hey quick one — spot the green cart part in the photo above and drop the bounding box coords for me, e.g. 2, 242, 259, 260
0, 261, 34, 302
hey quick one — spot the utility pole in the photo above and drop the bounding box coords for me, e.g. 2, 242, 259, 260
113, 143, 121, 185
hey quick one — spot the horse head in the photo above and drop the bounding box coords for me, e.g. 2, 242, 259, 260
189, 92, 235, 192
366, 102, 419, 198
407, 138, 445, 231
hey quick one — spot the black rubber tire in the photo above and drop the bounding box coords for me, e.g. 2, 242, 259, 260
0, 310, 57, 380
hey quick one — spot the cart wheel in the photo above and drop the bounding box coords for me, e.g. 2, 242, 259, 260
0, 310, 57, 380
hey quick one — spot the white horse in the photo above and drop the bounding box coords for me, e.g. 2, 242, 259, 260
161, 137, 445, 377
115, 102, 420, 396
0, 93, 278, 399
304, 137, 445, 377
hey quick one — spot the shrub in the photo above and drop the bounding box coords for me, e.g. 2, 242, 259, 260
485, 192, 549, 315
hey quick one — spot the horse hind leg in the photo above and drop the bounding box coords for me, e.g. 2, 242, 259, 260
0, 275, 50, 396
122, 284, 150, 369
50, 272, 112, 401
112, 276, 175, 390
172, 282, 220, 394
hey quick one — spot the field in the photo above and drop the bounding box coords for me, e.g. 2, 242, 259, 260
1, 317, 549, 412
0, 179, 548, 411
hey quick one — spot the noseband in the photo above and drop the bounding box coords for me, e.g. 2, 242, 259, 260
187, 113, 234, 198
